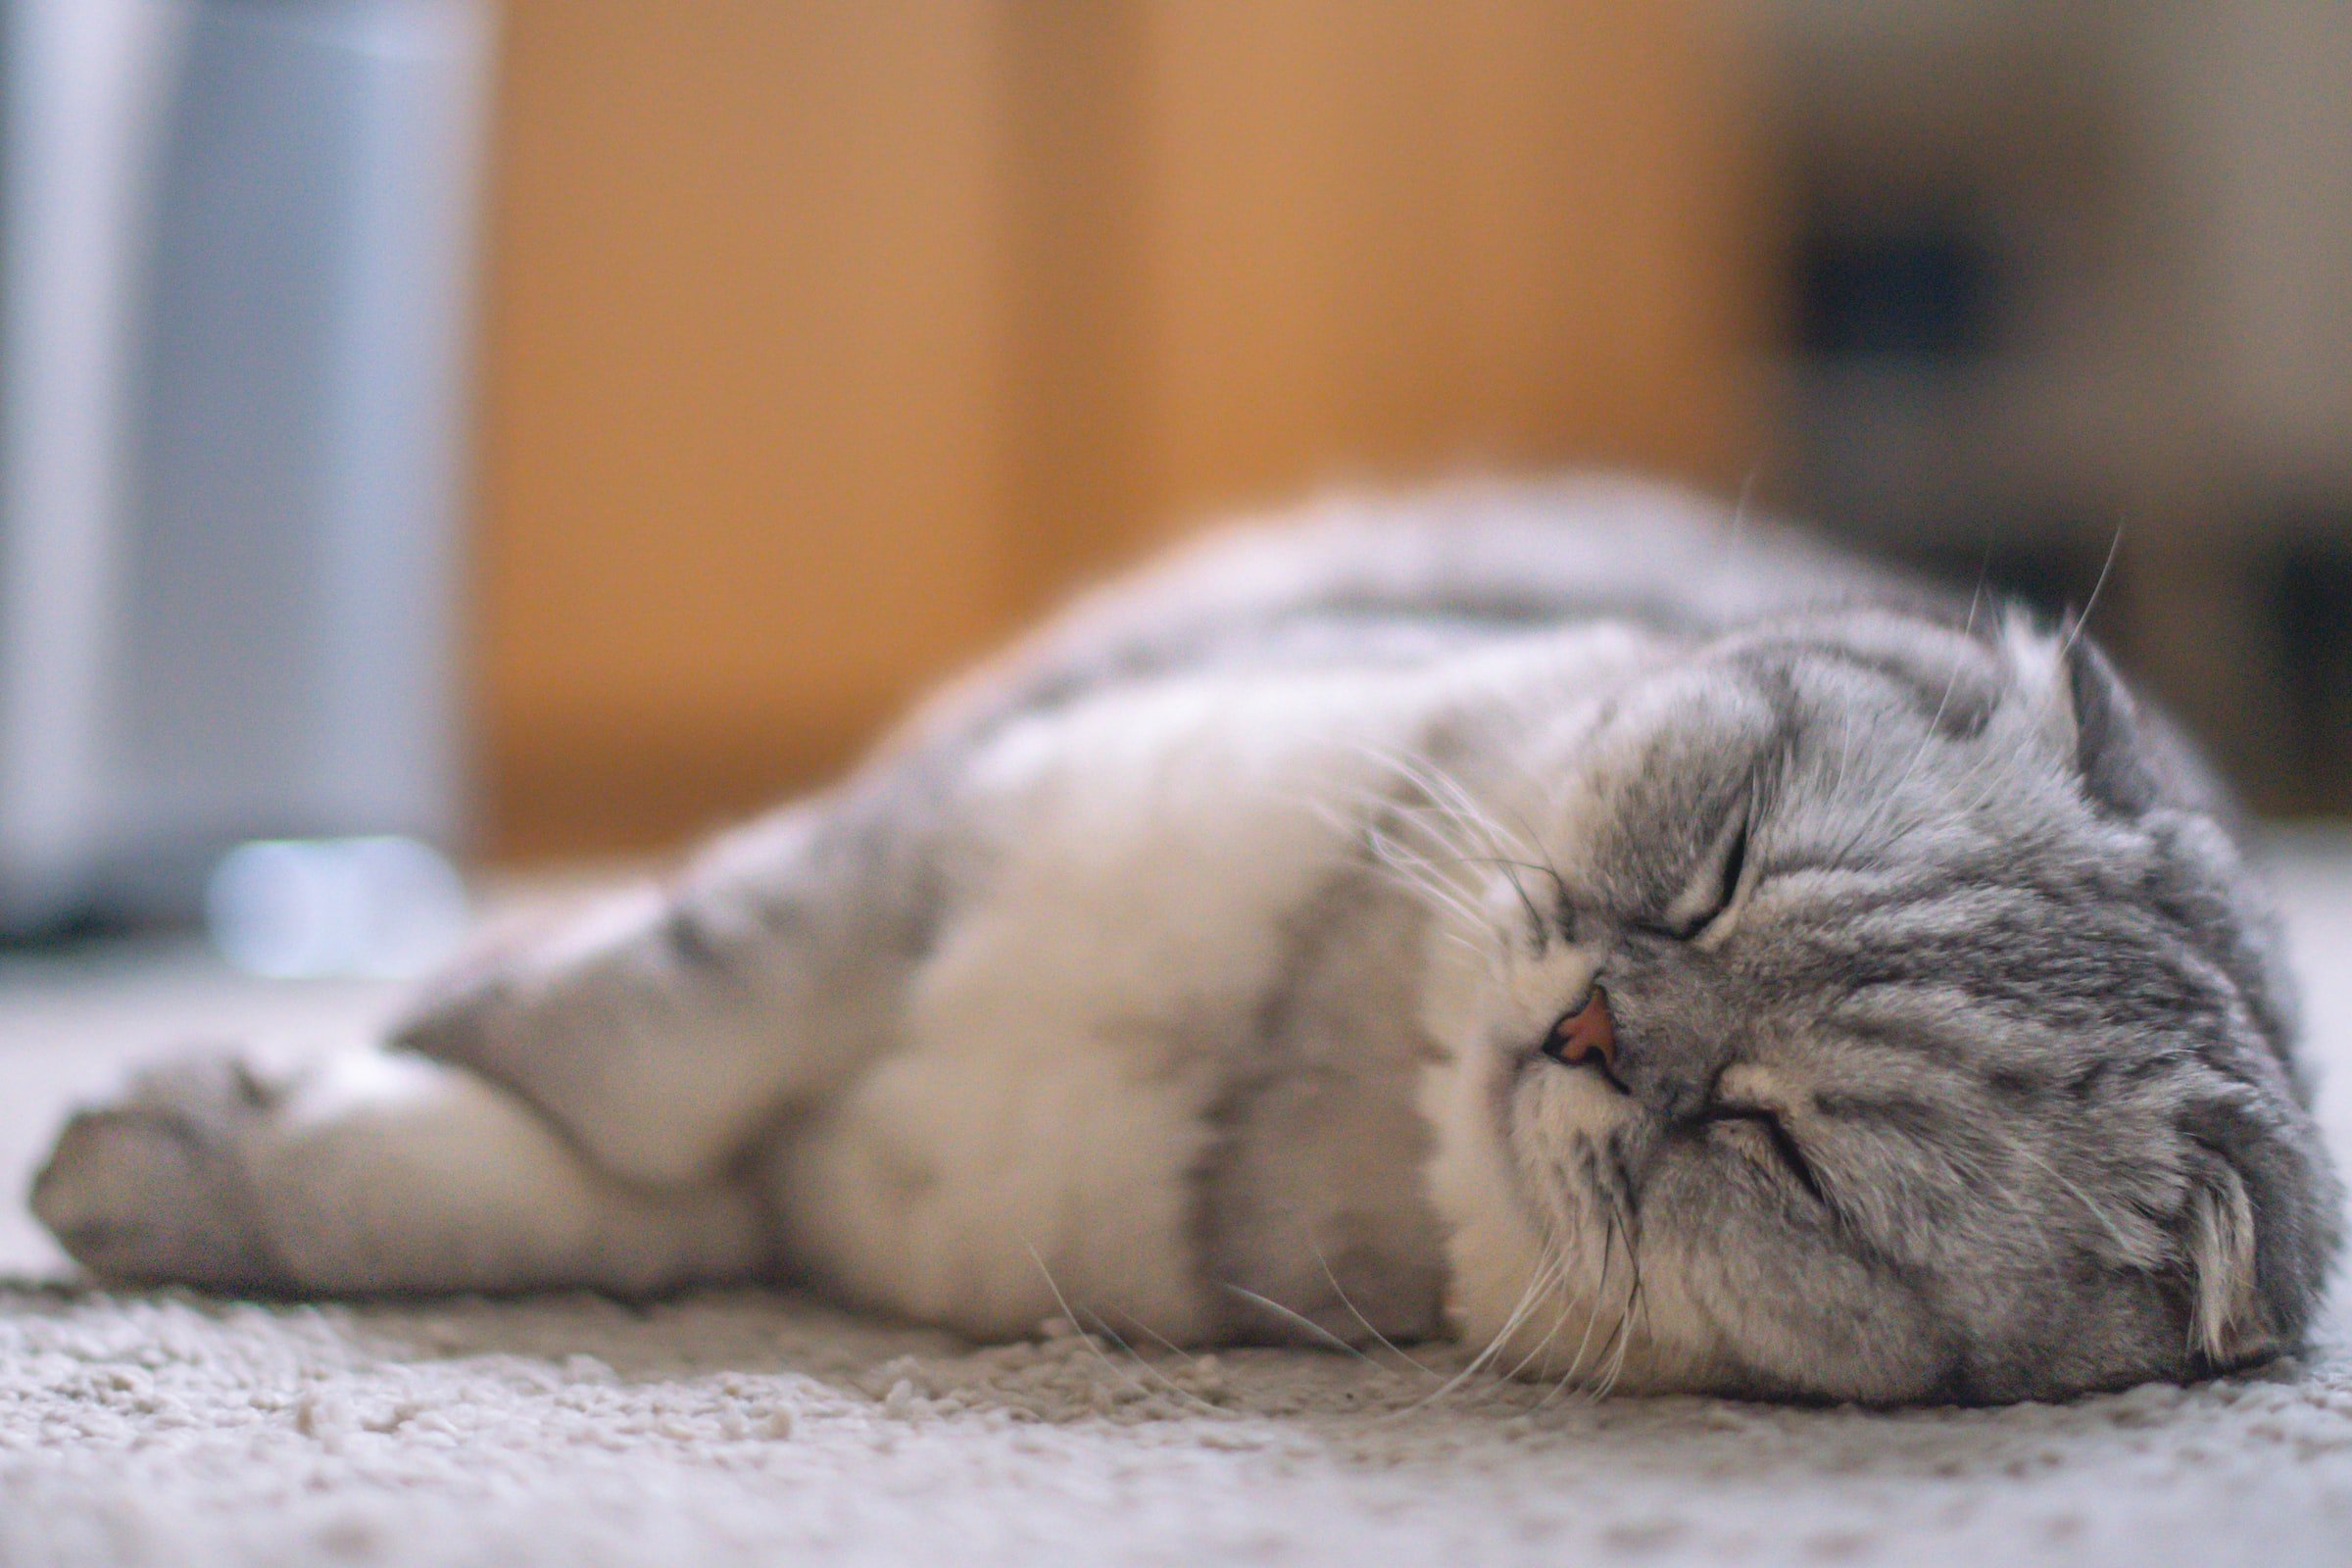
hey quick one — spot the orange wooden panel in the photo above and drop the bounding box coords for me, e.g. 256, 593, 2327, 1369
472, 1, 1014, 855
470, 0, 1777, 858
1131, 0, 1775, 536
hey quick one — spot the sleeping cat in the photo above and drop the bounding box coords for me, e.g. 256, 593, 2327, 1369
29, 478, 2340, 1403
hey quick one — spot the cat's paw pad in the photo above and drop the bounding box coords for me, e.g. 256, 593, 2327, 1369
30, 1053, 280, 1290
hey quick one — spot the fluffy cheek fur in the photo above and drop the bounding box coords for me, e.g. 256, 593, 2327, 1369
1626, 1157, 1950, 1401
1414, 889, 1705, 1393
1417, 977, 1949, 1399
1411, 867, 1949, 1401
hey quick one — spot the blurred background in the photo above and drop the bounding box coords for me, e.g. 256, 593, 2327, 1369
0, 0, 2346, 965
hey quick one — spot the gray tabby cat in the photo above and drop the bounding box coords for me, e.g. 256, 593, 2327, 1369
31, 478, 2340, 1403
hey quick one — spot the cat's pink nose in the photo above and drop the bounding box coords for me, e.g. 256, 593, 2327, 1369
1545, 988, 1617, 1070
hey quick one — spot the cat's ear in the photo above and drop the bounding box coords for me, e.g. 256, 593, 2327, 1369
1998, 607, 2158, 814
2182, 1161, 2271, 1368
2061, 625, 2161, 815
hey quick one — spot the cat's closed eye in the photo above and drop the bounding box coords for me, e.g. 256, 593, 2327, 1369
1639, 807, 1750, 941
1698, 1102, 1825, 1204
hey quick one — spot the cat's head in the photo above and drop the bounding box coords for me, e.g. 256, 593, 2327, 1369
1412, 606, 2339, 1403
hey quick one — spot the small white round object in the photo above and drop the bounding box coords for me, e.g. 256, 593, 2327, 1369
204, 836, 468, 979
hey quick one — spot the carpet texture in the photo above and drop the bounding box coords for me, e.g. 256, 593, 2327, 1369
6, 840, 2352, 1567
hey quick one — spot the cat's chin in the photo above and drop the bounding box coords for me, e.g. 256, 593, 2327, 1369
1438, 1241, 1721, 1396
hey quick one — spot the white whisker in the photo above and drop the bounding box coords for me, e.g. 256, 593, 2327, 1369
1220, 1285, 1387, 1370
1385, 1248, 1567, 1420
1019, 1241, 1167, 1406
1305, 1235, 1444, 1379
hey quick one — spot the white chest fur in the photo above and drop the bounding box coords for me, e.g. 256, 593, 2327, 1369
768, 666, 1439, 1338
766, 628, 1654, 1344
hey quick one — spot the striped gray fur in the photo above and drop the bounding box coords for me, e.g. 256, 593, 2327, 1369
32, 476, 2339, 1405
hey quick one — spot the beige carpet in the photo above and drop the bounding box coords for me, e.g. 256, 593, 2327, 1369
7, 840, 2352, 1568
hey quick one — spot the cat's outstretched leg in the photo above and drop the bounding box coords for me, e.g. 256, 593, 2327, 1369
31, 1048, 765, 1295
388, 797, 931, 1189
34, 786, 932, 1294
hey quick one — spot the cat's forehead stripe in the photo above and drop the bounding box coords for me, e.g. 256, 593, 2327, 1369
1730, 636, 1995, 739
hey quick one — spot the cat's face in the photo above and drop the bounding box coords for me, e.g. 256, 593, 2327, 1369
1415, 609, 2338, 1403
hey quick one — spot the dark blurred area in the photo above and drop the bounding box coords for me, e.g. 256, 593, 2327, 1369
1763, 2, 2352, 817
0, 0, 2345, 961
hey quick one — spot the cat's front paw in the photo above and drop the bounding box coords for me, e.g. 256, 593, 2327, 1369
29, 1053, 280, 1291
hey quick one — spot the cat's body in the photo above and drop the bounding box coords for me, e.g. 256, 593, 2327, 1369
32, 479, 2339, 1403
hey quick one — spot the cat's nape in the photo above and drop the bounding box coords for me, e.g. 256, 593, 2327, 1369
30, 477, 2341, 1404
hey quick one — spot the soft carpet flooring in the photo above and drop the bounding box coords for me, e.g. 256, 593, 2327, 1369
7, 840, 2352, 1567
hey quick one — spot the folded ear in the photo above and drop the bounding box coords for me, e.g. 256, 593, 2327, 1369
1996, 607, 2161, 815
2183, 1161, 2271, 1369
2062, 625, 2161, 815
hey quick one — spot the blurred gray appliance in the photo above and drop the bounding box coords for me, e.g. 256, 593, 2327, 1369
0, 0, 493, 933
